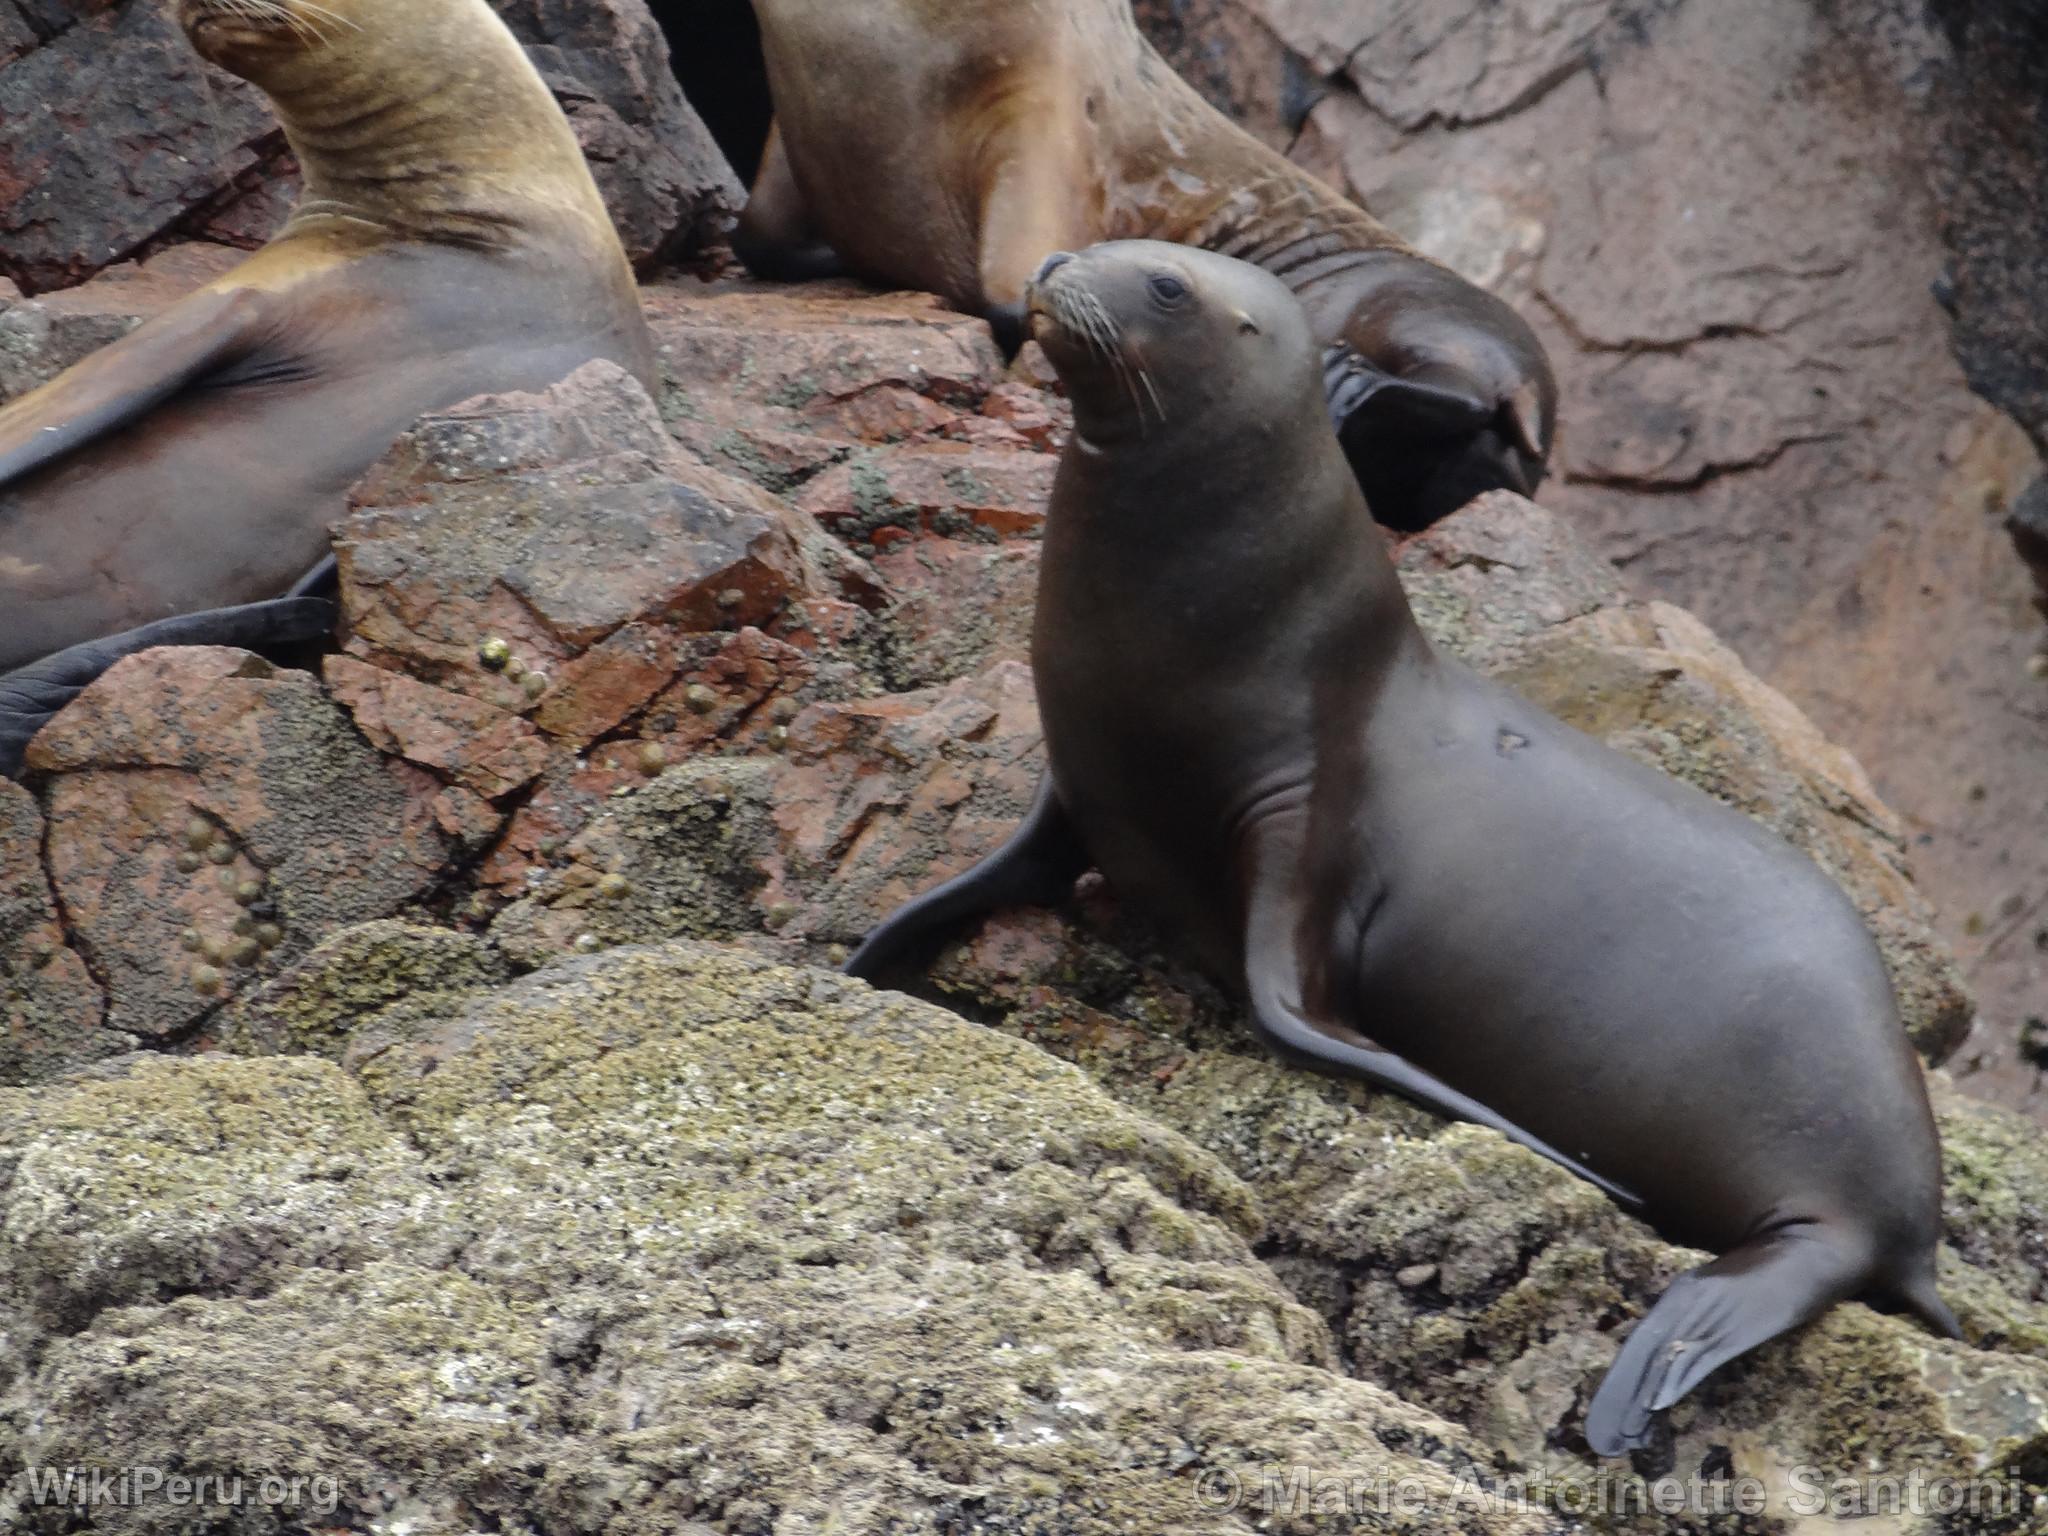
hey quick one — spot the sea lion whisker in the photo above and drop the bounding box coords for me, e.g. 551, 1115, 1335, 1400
292, 2, 363, 38
1136, 367, 1166, 426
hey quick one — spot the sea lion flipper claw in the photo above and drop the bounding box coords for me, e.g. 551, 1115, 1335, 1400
0, 595, 335, 778
1583, 1227, 1865, 1456
0, 288, 270, 490
844, 773, 1091, 982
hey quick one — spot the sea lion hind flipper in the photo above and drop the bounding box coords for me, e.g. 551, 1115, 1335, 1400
1583, 1225, 1867, 1456
975, 128, 1089, 357
844, 774, 1091, 981
0, 596, 335, 779
732, 120, 849, 282
1240, 823, 1642, 1210
0, 288, 271, 490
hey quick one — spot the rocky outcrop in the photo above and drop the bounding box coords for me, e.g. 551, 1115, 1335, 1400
1922, 0, 2048, 639
0, 0, 737, 293
0, 940, 1568, 1536
22, 646, 454, 1049
4, 930, 2044, 1533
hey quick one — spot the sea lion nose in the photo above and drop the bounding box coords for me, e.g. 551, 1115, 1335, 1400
1034, 252, 1076, 284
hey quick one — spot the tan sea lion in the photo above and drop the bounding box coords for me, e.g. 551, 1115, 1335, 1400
0, 0, 658, 773
735, 0, 1554, 533
847, 242, 1958, 1455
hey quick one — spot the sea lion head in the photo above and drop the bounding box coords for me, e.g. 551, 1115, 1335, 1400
171, 0, 598, 239
175, 0, 369, 74
1026, 241, 1320, 449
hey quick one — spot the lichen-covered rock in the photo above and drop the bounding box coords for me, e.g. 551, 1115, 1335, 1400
1041, 1009, 2048, 1523
794, 441, 1056, 548
0, 778, 113, 1084
646, 278, 1012, 492
23, 648, 452, 1042
516, 492, 1971, 1066
0, 940, 1562, 1536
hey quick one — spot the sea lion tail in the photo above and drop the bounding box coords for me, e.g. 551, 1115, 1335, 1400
0, 596, 336, 778
1584, 1223, 1865, 1456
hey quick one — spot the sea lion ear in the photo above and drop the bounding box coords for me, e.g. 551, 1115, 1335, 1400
1234, 310, 1260, 336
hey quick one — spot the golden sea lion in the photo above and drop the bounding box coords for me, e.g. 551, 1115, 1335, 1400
0, 0, 658, 772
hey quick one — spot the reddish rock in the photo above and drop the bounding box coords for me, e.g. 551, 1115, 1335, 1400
484, 661, 1050, 965
974, 382, 1072, 453
0, 777, 115, 1085
480, 628, 815, 898
794, 443, 1056, 545
528, 622, 684, 747
870, 537, 1043, 686
338, 362, 816, 700
324, 656, 551, 801
26, 648, 451, 1038
648, 278, 1008, 490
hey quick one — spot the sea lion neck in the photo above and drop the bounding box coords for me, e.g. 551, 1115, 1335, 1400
257, 25, 600, 250
1118, 69, 1420, 307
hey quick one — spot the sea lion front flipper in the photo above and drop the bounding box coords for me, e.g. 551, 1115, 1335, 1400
287, 554, 340, 600
1582, 1225, 1868, 1456
976, 131, 1089, 358
0, 288, 271, 490
1322, 339, 1550, 533
845, 773, 1091, 982
1240, 816, 1642, 1209
732, 120, 849, 282
0, 596, 335, 779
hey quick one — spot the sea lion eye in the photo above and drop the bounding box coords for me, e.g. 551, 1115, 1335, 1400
1148, 273, 1188, 306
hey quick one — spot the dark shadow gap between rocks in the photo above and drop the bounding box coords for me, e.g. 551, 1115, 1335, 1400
650, 0, 773, 186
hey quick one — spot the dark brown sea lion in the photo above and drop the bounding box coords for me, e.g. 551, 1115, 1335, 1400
0, 0, 657, 772
734, 0, 1554, 535
847, 241, 1958, 1456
